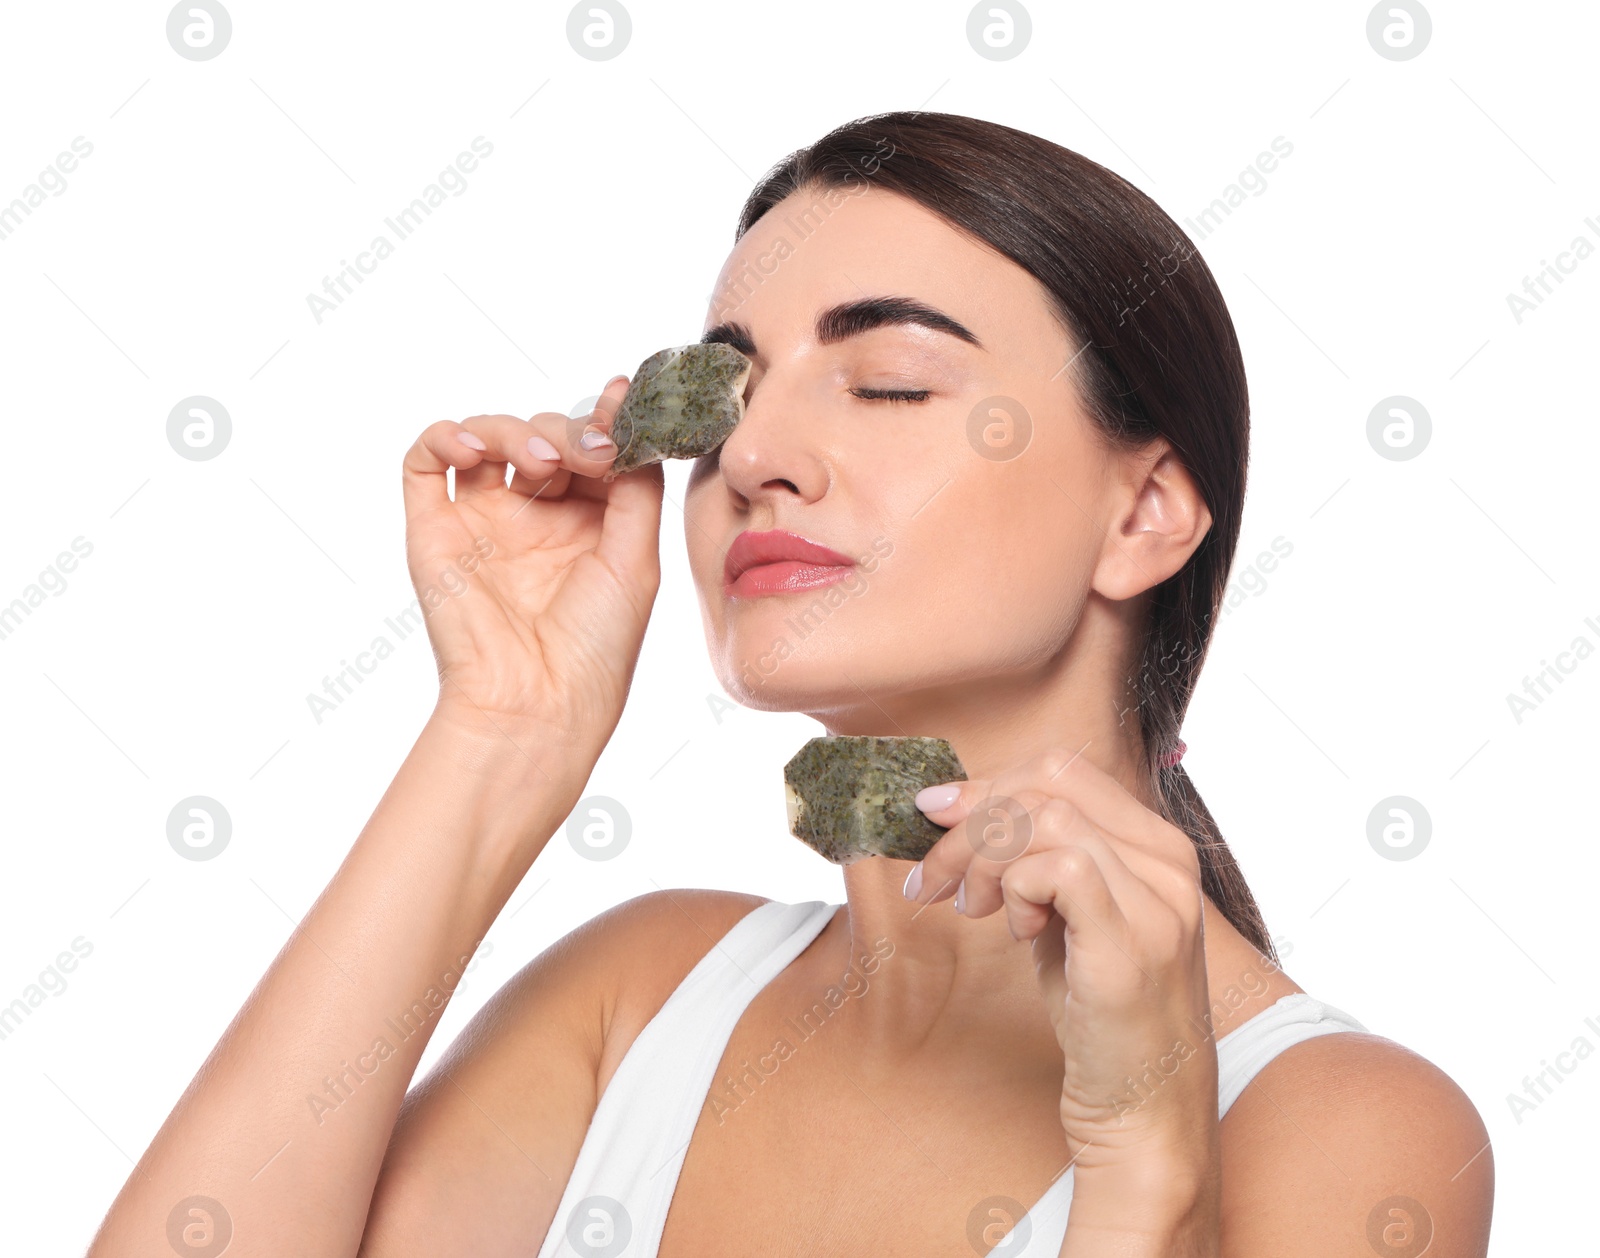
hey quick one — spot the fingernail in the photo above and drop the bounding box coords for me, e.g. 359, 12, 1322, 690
902, 862, 924, 901
580, 428, 615, 451
607, 374, 631, 389
457, 431, 487, 451
528, 434, 561, 461
954, 878, 966, 915
915, 784, 961, 813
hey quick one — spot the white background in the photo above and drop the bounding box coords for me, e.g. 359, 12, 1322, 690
1, 1, 1594, 1253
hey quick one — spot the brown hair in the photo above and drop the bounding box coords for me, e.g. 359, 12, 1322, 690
734, 110, 1274, 958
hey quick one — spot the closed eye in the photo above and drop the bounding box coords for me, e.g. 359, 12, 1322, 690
849, 387, 932, 403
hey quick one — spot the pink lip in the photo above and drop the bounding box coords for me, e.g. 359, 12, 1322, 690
724, 529, 856, 598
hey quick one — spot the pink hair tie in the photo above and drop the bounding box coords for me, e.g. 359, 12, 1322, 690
1159, 738, 1187, 769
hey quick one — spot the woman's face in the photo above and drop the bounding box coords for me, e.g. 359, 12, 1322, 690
683, 184, 1154, 724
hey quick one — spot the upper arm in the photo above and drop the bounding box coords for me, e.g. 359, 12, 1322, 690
357, 887, 768, 1255
1219, 1031, 1493, 1256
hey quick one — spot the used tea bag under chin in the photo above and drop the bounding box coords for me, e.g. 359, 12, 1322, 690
783, 736, 968, 865
606, 343, 752, 474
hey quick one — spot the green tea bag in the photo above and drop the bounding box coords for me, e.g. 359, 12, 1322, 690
607, 343, 752, 474
783, 736, 968, 864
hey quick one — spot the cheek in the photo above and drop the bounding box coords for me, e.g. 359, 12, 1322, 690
683, 493, 719, 590
942, 458, 1093, 572
908, 463, 1098, 639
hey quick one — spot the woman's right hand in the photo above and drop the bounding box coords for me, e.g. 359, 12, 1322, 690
402, 374, 661, 747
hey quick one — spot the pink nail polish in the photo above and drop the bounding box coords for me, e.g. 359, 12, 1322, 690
528, 434, 561, 461
915, 784, 961, 813
902, 862, 924, 900
457, 431, 487, 451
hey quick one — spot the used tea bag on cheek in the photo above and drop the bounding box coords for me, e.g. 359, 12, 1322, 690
605, 343, 753, 475
783, 736, 969, 864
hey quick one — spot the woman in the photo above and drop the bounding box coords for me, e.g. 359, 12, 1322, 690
90, 111, 1492, 1256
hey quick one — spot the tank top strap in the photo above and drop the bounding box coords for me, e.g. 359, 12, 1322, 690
533, 898, 838, 1258
1215, 991, 1369, 1115
649, 898, 839, 1022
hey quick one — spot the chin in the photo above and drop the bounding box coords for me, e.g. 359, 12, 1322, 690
714, 645, 883, 715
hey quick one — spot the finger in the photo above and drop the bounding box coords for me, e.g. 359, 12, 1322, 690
1005, 847, 1179, 1008
999, 842, 1128, 954
455, 411, 591, 498
966, 802, 1161, 937
908, 791, 1038, 909
505, 462, 574, 502
1004, 839, 1197, 1005
450, 416, 515, 497
591, 458, 666, 589
956, 796, 1079, 922
916, 744, 1159, 849
960, 798, 1164, 926
404, 419, 497, 525
507, 375, 632, 499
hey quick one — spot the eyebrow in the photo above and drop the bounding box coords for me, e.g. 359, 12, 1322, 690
700, 295, 984, 358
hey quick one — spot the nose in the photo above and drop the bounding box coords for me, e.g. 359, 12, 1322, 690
713, 365, 830, 504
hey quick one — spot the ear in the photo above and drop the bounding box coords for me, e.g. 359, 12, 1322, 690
1090, 440, 1212, 601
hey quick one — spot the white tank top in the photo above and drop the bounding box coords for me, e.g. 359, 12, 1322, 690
532, 898, 1367, 1257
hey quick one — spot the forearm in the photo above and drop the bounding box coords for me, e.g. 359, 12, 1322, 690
1061, 1162, 1221, 1258
88, 712, 593, 1258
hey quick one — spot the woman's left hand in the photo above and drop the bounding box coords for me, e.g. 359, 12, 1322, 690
902, 746, 1220, 1206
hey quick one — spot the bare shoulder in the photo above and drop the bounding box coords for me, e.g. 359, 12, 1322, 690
586, 887, 774, 1064
1220, 1029, 1493, 1255
359, 887, 767, 1254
